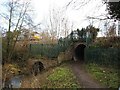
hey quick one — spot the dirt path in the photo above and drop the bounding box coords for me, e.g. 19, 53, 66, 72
69, 61, 104, 88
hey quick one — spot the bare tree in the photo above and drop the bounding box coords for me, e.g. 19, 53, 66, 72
44, 6, 74, 43
1, 0, 34, 62
65, 0, 92, 10
105, 23, 116, 37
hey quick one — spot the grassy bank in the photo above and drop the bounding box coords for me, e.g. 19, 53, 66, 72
21, 63, 80, 88
44, 64, 80, 88
86, 63, 119, 88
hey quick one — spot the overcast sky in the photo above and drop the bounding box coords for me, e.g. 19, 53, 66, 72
0, 0, 109, 37
31, 0, 107, 26
30, 0, 108, 36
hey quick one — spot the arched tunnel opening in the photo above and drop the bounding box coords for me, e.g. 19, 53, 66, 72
74, 44, 86, 62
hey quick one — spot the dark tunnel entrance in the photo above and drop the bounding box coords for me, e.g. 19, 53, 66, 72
74, 44, 86, 62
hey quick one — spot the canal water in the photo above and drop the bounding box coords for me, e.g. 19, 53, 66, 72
4, 75, 23, 88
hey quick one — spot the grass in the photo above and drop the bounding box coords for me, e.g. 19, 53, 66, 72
86, 63, 119, 88
44, 64, 80, 88
21, 63, 80, 88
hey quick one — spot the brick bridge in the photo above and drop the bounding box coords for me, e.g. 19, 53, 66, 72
60, 42, 87, 63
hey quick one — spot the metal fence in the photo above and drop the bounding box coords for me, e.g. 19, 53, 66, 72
29, 43, 70, 58
85, 47, 119, 68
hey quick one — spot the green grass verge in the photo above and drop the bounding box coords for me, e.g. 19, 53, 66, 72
86, 63, 119, 88
44, 64, 80, 88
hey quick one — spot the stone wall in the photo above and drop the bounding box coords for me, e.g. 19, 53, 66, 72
57, 45, 74, 64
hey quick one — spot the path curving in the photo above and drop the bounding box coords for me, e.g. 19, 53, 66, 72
69, 61, 104, 88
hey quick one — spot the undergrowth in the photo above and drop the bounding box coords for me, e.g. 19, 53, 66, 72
86, 63, 119, 88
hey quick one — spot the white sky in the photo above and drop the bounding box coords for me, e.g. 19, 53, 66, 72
31, 0, 107, 25
0, 0, 109, 37
30, 0, 108, 37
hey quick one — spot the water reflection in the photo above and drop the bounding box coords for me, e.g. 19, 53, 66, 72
4, 75, 23, 88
